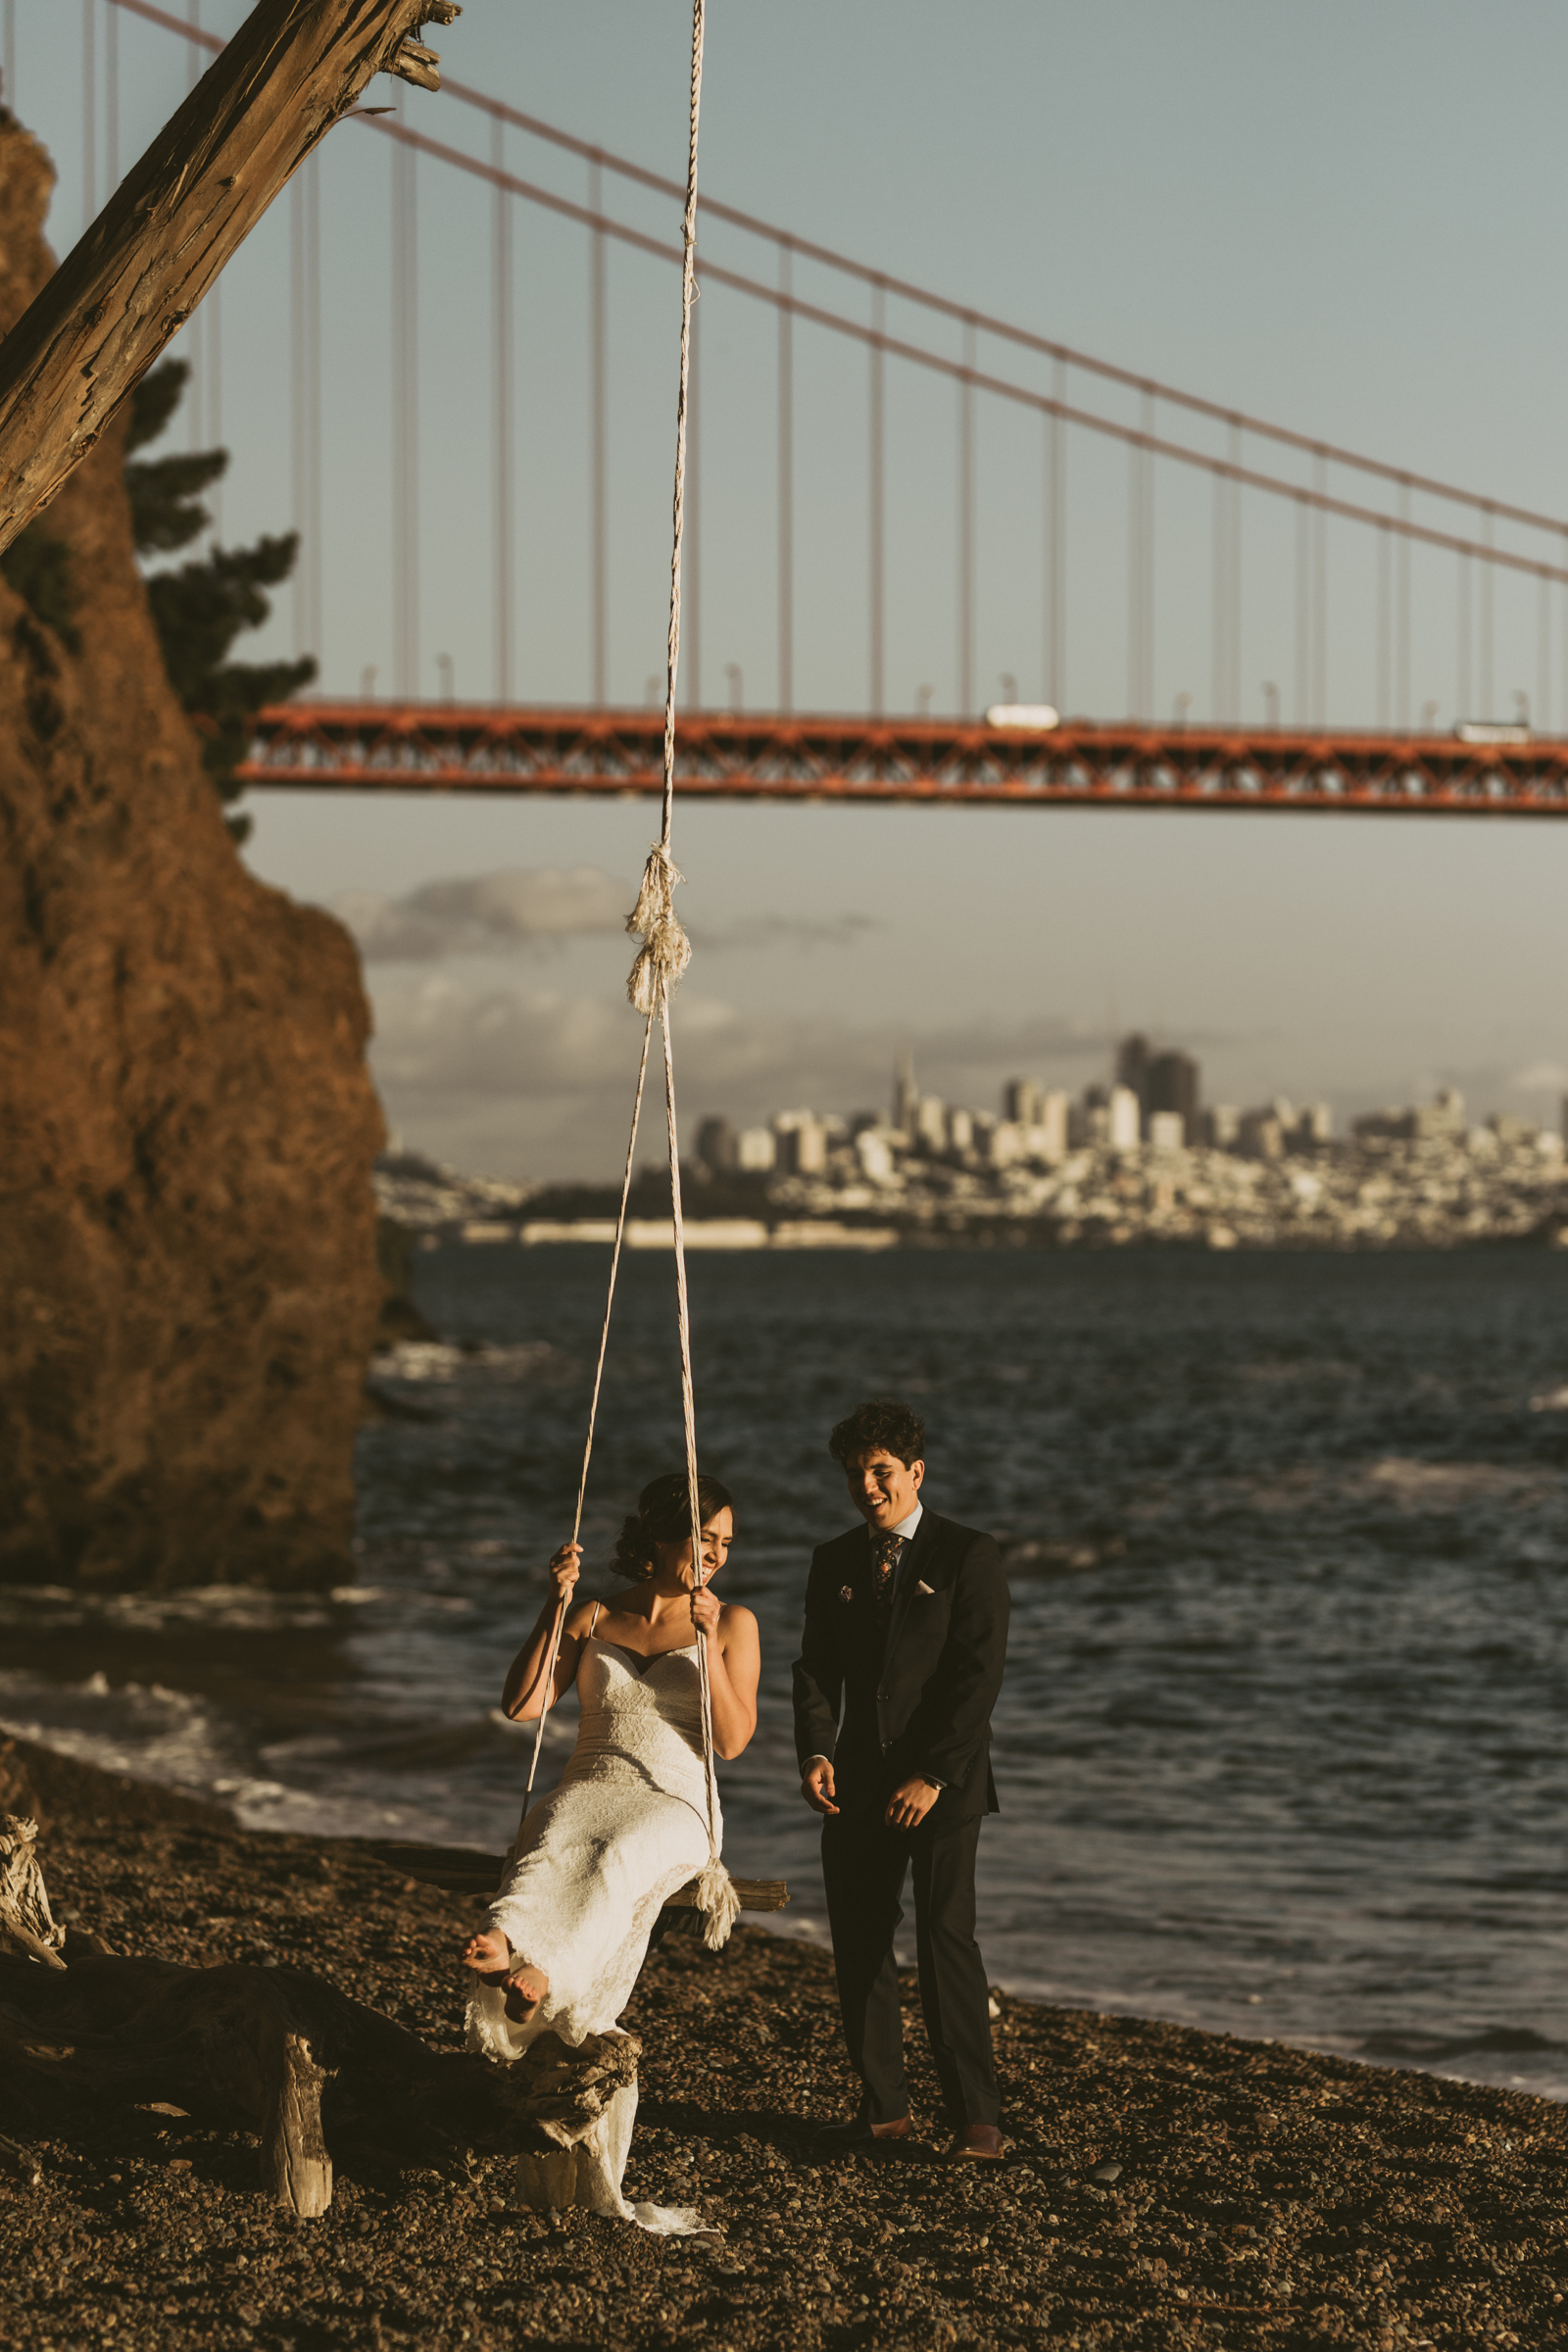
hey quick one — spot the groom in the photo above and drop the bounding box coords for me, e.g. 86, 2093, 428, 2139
792, 1398, 1010, 2158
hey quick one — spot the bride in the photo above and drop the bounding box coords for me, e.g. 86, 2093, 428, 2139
462, 1472, 760, 2061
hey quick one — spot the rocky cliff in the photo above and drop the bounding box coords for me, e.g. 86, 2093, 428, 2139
0, 111, 384, 1589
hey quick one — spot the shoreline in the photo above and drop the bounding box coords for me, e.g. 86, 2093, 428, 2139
3, 1733, 1564, 2349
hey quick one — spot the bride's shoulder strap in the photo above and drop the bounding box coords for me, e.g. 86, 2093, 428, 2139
588, 1598, 602, 1639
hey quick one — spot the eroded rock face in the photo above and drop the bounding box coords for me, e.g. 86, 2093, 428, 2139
0, 113, 383, 1589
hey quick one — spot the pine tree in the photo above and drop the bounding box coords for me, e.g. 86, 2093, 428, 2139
128, 360, 316, 845
0, 358, 314, 846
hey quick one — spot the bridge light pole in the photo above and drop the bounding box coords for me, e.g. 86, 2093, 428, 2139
1262, 681, 1279, 730
725, 662, 743, 715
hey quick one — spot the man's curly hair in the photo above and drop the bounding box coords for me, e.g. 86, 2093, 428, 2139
828, 1398, 926, 1469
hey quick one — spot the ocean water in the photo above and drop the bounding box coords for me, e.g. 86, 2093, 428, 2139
5, 1243, 1568, 2101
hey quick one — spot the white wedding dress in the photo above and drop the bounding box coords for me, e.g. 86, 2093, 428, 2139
466, 1612, 720, 2230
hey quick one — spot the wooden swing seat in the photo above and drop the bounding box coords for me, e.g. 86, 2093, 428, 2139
365, 1840, 788, 1917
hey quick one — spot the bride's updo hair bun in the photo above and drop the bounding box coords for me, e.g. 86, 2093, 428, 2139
610, 1472, 735, 1581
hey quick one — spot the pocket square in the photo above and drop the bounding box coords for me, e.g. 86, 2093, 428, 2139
916, 1580, 936, 1595
839, 1584, 855, 1603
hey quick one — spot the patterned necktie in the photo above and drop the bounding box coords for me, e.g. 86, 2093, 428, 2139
871, 1532, 905, 1622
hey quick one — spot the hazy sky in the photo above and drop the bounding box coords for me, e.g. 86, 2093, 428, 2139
19, 3, 1568, 1177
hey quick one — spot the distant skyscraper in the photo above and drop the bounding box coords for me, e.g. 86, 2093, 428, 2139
697, 1116, 738, 1174
1116, 1033, 1154, 1111
893, 1050, 918, 1137
914, 1096, 948, 1153
1107, 1085, 1142, 1152
1004, 1077, 1041, 1128
1147, 1051, 1200, 1142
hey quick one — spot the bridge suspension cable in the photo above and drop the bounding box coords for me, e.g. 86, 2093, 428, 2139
98, 0, 1568, 731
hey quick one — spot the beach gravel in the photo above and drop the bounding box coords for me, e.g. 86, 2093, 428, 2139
2, 1733, 1565, 2350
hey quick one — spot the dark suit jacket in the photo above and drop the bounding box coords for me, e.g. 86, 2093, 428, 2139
791, 1506, 1009, 1822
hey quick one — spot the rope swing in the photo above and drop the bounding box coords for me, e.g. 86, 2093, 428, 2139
520, 0, 739, 1954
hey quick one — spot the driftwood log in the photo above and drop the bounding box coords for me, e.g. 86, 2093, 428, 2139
0, 0, 465, 556
0, 1815, 638, 2220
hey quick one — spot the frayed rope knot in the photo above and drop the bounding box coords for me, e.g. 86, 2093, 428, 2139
625, 843, 692, 1014
695, 1851, 741, 1951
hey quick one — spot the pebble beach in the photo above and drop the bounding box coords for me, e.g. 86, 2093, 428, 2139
4, 1732, 1567, 2352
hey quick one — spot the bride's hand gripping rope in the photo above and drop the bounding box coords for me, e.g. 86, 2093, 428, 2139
548, 1542, 582, 1609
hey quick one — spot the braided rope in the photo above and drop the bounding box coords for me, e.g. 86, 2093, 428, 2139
519, 1004, 656, 1819
517, 0, 737, 1948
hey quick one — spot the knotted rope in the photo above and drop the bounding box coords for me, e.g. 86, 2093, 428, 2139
520, 0, 737, 1952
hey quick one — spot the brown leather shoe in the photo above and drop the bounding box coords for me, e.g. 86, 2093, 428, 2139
816, 2114, 913, 2149
948, 2124, 1004, 2160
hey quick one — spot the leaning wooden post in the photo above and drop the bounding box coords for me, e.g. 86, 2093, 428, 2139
260, 2017, 334, 2219
0, 0, 464, 558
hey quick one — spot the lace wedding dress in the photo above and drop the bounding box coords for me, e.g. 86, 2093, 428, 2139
466, 1614, 720, 2230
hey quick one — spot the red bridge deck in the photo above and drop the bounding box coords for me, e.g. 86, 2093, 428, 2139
237, 705, 1568, 816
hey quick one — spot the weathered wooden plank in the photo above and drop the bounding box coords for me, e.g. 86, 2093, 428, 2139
0, 0, 463, 556
364, 1840, 790, 1913
662, 1876, 790, 1913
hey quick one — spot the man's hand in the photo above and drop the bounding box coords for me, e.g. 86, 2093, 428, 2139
885, 1776, 939, 1832
801, 1757, 840, 1816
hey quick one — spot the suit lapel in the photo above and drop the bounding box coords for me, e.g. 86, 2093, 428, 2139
883, 1507, 938, 1665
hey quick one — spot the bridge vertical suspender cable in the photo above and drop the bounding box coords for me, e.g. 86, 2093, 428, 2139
1480, 505, 1494, 722
1396, 480, 1411, 729
290, 155, 322, 667
183, 0, 203, 471
589, 152, 607, 706
1045, 354, 1064, 710
491, 111, 514, 703
1210, 452, 1229, 725
105, 0, 119, 187
685, 270, 701, 710
1311, 451, 1327, 725
868, 277, 885, 719
777, 240, 793, 714
1457, 550, 1472, 720
958, 316, 975, 715
1225, 418, 1242, 722
81, 0, 97, 226
304, 154, 321, 664
1129, 388, 1154, 721
392, 91, 419, 698
1376, 522, 1392, 730
290, 174, 306, 660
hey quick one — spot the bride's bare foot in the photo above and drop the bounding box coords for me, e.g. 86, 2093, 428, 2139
502, 1963, 548, 2023
461, 1929, 549, 2021
463, 1927, 511, 1977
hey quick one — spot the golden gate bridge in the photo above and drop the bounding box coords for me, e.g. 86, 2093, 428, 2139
58, 0, 1568, 813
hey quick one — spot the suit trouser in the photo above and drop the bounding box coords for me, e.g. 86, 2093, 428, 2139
820, 1802, 999, 2129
